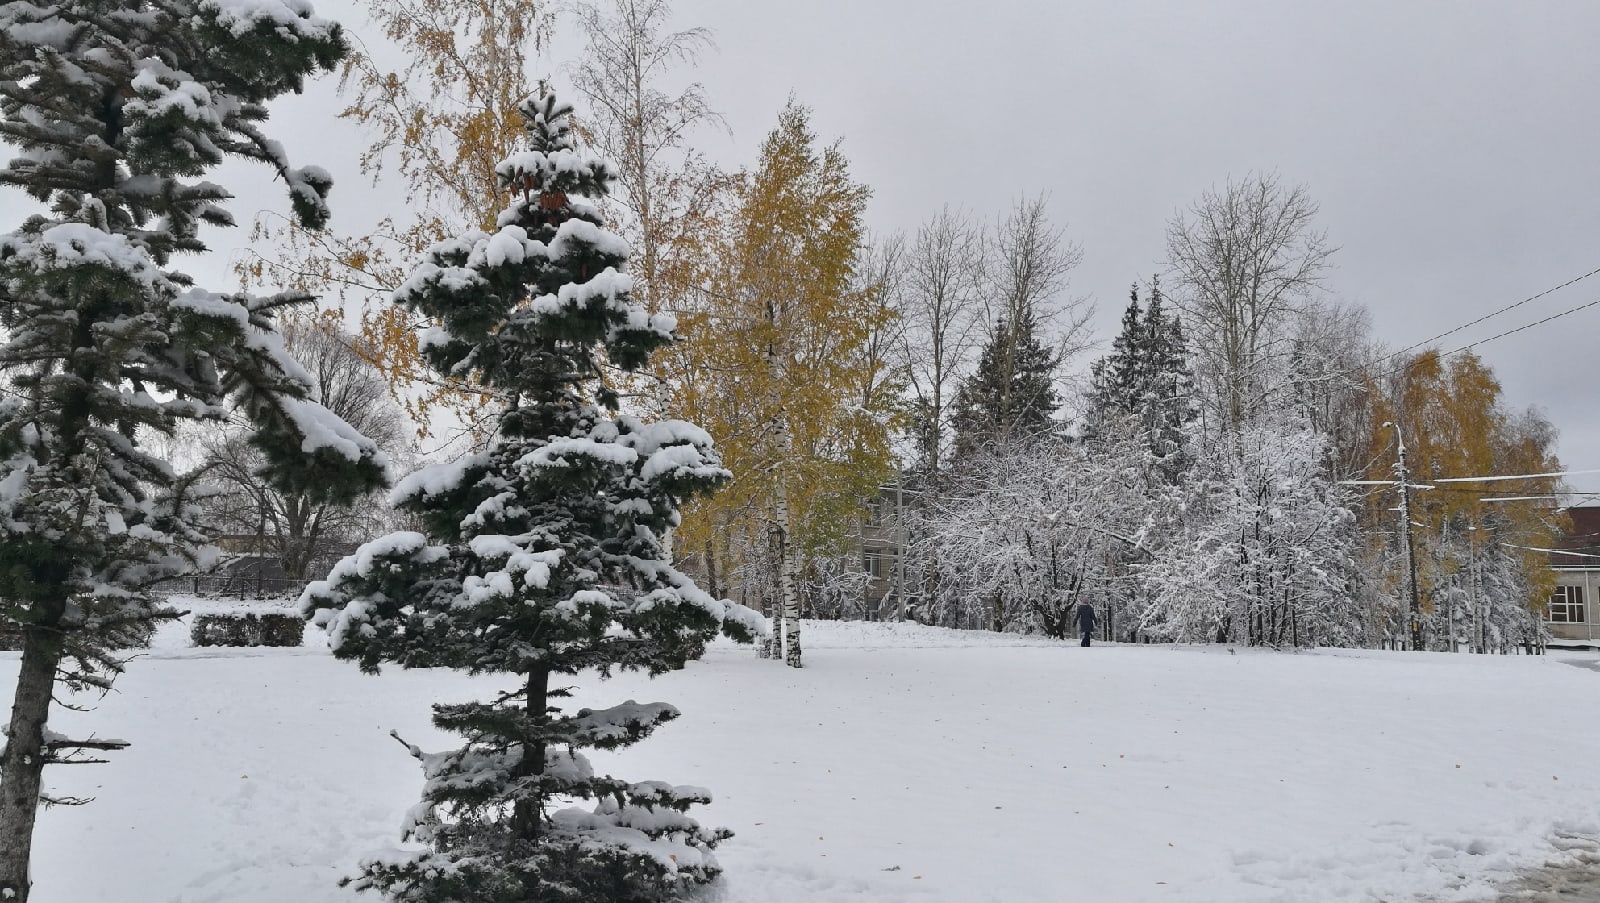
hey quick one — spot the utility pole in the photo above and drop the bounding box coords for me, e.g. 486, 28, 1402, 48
1468, 522, 1483, 654
1386, 421, 1423, 652
1443, 519, 1458, 654
894, 473, 907, 622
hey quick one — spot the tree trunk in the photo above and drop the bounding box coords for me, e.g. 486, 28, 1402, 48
0, 619, 66, 902
283, 498, 310, 583
510, 667, 551, 841
1291, 596, 1299, 648
774, 466, 802, 668
702, 535, 720, 600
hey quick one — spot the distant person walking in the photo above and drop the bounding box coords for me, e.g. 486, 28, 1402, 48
1077, 599, 1097, 647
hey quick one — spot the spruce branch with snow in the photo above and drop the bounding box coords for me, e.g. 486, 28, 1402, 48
0, 1, 383, 899
195, 315, 410, 582
302, 93, 763, 902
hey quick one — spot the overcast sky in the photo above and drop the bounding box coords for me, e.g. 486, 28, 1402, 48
5, 1, 1599, 491
660, 0, 1600, 492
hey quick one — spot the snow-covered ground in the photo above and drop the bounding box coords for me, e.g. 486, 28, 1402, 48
8, 614, 1600, 902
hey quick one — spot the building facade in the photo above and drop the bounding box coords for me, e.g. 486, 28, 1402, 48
859, 478, 920, 620
1548, 506, 1600, 643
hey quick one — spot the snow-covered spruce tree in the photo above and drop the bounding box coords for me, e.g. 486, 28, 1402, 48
1084, 287, 1145, 434
0, 2, 383, 898
950, 307, 1061, 457
1085, 279, 1195, 481
302, 93, 763, 902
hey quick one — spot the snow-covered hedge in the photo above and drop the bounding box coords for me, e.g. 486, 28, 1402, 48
191, 613, 303, 648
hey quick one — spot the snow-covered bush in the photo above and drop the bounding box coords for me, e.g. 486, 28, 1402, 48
921, 437, 1151, 637
191, 613, 303, 648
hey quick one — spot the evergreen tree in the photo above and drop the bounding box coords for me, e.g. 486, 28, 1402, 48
0, 3, 384, 898
302, 94, 763, 902
1085, 278, 1195, 479
950, 307, 1060, 455
1138, 279, 1197, 475
1085, 287, 1145, 430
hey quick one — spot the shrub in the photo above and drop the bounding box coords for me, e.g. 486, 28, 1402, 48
191, 613, 304, 648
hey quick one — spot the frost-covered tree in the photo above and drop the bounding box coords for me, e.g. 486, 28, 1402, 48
1286, 300, 1378, 483
900, 206, 985, 480
1166, 173, 1332, 435
920, 437, 1150, 635
302, 93, 762, 902
1135, 417, 1361, 646
0, 2, 384, 898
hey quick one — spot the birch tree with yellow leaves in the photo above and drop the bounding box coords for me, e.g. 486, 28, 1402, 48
238, 0, 554, 443
667, 101, 900, 666
1366, 350, 1564, 652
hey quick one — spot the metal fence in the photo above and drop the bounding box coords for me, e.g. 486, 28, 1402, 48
156, 574, 307, 600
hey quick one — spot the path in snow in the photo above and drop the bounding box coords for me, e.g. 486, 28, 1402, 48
1485, 656, 1600, 902
1461, 834, 1600, 902
1557, 657, 1600, 675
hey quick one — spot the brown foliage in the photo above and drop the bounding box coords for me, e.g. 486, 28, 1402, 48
1366, 350, 1565, 616
238, 0, 554, 444
665, 101, 901, 599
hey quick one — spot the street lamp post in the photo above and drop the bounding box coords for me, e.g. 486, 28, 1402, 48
1467, 522, 1483, 654
1385, 421, 1424, 652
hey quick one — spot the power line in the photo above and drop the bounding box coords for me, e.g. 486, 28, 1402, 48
1372, 264, 1600, 368
1478, 495, 1558, 503
1505, 542, 1600, 561
1243, 265, 1600, 412
1433, 293, 1600, 362
1433, 468, 1600, 484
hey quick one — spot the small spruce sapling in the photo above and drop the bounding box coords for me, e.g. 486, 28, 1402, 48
303, 93, 763, 902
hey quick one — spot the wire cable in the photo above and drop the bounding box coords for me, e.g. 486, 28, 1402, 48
1433, 294, 1600, 361
1372, 264, 1600, 368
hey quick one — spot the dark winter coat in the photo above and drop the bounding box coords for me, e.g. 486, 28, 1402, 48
1076, 602, 1097, 633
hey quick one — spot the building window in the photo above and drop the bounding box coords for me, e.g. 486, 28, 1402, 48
1549, 585, 1586, 624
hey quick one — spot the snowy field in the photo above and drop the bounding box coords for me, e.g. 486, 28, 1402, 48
9, 613, 1600, 903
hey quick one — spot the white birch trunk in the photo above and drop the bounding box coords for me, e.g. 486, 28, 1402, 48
774, 438, 802, 668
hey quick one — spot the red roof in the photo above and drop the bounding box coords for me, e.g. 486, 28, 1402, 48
1551, 506, 1600, 567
